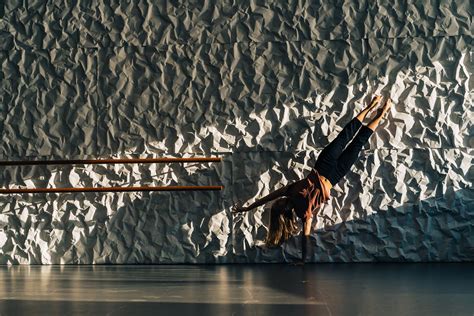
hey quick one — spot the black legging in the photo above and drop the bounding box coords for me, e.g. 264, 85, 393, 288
314, 117, 373, 186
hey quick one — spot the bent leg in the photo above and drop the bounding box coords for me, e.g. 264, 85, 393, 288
332, 125, 373, 185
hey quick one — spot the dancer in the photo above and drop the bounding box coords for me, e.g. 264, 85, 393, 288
232, 96, 393, 263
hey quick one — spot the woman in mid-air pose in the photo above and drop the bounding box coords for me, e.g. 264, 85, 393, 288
233, 95, 393, 263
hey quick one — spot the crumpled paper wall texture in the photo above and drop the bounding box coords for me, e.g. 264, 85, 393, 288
0, 1, 472, 263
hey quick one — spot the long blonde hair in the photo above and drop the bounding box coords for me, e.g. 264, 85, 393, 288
265, 197, 299, 247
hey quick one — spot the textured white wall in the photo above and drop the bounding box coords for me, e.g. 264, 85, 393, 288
0, 1, 472, 263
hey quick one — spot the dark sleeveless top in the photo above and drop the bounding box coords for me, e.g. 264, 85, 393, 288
285, 169, 331, 220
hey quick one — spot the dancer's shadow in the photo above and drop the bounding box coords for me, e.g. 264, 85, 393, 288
232, 174, 473, 263
237, 188, 474, 314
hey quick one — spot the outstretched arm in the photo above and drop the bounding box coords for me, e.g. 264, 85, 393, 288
232, 184, 291, 213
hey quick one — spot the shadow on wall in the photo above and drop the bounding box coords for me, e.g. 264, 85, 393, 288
232, 186, 473, 263
0, 39, 470, 264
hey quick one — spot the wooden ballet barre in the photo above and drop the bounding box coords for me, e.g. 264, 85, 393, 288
0, 157, 221, 166
0, 185, 224, 194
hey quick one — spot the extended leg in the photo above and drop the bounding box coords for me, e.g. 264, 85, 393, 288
331, 99, 393, 184
332, 125, 374, 185
316, 96, 382, 161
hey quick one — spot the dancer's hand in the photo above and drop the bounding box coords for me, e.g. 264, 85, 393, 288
232, 202, 249, 213
290, 260, 305, 266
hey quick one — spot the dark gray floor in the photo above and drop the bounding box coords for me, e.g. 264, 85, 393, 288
0, 263, 473, 316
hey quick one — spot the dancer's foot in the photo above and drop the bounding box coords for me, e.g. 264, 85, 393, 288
356, 95, 382, 123
366, 95, 382, 113
381, 98, 392, 117
366, 98, 393, 131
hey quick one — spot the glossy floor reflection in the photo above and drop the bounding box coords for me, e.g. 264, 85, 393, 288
0, 263, 473, 315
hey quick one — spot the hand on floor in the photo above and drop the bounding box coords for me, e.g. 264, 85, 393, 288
290, 260, 305, 266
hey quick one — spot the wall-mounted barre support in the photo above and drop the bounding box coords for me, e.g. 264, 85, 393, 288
0, 157, 221, 166
0, 185, 224, 194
